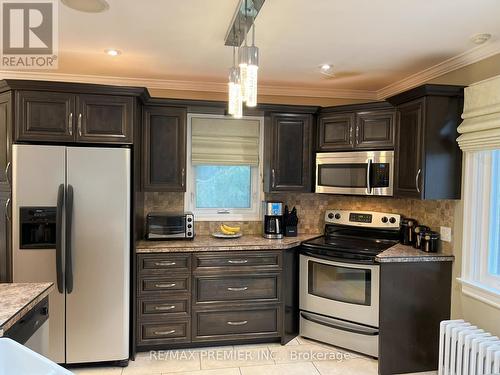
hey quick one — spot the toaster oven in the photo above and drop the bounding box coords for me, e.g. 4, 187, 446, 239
146, 212, 195, 240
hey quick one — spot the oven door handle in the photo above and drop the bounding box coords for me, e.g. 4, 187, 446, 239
301, 312, 378, 336
300, 249, 376, 265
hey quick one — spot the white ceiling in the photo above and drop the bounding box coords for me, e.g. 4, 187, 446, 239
7, 0, 500, 97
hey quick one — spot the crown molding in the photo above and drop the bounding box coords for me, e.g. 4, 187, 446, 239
376, 40, 500, 99
2, 41, 499, 102
0, 70, 378, 100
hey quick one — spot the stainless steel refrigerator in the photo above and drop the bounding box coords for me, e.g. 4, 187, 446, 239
12, 144, 130, 364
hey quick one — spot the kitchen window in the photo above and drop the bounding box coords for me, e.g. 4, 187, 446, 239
185, 114, 264, 221
459, 149, 500, 307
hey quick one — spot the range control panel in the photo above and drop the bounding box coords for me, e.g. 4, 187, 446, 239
325, 209, 401, 229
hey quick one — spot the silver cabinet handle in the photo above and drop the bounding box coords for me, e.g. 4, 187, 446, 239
228, 259, 248, 264
227, 320, 248, 326
349, 125, 354, 144
154, 261, 176, 266
4, 198, 11, 221
77, 113, 82, 136
155, 305, 176, 311
181, 168, 185, 188
68, 112, 73, 136
4, 162, 10, 186
415, 169, 421, 193
271, 169, 276, 188
227, 287, 248, 291
355, 125, 360, 144
154, 329, 176, 336
155, 283, 176, 288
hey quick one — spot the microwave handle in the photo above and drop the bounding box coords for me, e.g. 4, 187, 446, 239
366, 159, 372, 194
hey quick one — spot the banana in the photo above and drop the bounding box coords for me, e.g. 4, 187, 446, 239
220, 225, 236, 235
222, 224, 240, 233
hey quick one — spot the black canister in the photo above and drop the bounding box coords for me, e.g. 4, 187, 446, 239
413, 225, 430, 249
420, 231, 440, 253
401, 218, 418, 245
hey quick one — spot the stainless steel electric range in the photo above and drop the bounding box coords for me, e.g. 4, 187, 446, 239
299, 210, 401, 358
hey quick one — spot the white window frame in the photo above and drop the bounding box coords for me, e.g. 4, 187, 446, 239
458, 150, 500, 309
184, 113, 264, 221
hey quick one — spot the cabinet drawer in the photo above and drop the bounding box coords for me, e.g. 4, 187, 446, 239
138, 298, 190, 320
139, 276, 190, 295
193, 251, 281, 271
194, 274, 279, 303
193, 306, 280, 341
138, 321, 190, 345
138, 254, 190, 274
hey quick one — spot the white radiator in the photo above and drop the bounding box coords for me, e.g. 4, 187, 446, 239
439, 320, 500, 375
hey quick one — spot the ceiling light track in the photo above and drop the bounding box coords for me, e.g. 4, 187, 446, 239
224, 0, 266, 47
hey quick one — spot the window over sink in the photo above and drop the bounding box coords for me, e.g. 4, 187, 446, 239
185, 114, 264, 221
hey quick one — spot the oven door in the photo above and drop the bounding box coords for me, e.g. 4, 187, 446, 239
315, 151, 393, 196
299, 254, 379, 328
147, 216, 187, 239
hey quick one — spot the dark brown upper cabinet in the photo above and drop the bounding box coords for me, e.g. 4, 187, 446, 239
15, 90, 75, 143
8, 82, 140, 144
387, 84, 464, 200
264, 113, 313, 192
0, 92, 12, 187
142, 106, 187, 192
76, 94, 133, 143
317, 113, 355, 151
355, 110, 395, 150
317, 102, 396, 152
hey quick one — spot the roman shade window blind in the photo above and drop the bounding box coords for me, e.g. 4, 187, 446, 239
457, 75, 500, 152
191, 117, 260, 165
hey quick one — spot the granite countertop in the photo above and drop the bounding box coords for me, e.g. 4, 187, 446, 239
376, 243, 454, 263
136, 234, 321, 253
0, 282, 54, 337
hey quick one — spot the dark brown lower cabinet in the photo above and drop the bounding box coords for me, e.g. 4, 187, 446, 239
136, 249, 298, 350
378, 261, 452, 375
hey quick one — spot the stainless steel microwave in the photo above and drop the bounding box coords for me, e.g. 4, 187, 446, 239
146, 212, 195, 240
315, 151, 394, 196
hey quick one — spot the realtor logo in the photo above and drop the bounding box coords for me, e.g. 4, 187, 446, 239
1, 0, 58, 69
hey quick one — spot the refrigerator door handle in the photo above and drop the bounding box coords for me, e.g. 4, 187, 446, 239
56, 184, 64, 293
66, 184, 74, 294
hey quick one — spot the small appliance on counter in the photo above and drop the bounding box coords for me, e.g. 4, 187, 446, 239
283, 205, 299, 237
420, 231, 440, 253
401, 218, 418, 245
263, 201, 284, 239
146, 212, 194, 240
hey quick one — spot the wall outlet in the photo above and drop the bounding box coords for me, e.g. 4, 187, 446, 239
440, 226, 452, 242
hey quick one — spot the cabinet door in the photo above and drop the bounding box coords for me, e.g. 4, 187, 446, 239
142, 106, 186, 192
395, 99, 424, 198
317, 113, 355, 151
355, 110, 396, 150
267, 113, 312, 192
0, 93, 11, 186
0, 190, 11, 282
15, 90, 75, 142
76, 94, 133, 144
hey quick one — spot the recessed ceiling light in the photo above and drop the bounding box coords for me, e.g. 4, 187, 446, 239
105, 49, 121, 57
61, 0, 109, 13
319, 64, 335, 77
471, 33, 492, 45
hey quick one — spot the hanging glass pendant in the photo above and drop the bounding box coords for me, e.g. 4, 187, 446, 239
228, 48, 243, 118
245, 23, 258, 107
238, 45, 249, 103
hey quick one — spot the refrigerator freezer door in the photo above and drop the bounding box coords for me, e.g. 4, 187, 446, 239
12, 145, 66, 363
65, 147, 130, 363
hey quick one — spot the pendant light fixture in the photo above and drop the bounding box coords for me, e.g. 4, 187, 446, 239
245, 23, 259, 107
228, 47, 243, 118
238, 26, 249, 103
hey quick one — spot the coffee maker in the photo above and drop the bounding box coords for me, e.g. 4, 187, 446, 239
263, 201, 284, 239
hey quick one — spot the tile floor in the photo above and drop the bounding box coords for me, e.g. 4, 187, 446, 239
69, 336, 437, 375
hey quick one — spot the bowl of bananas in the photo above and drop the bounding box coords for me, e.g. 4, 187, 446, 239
212, 224, 242, 239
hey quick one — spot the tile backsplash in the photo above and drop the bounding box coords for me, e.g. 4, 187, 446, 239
143, 192, 457, 253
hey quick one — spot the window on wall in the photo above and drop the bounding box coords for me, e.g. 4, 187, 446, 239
460, 149, 500, 306
185, 115, 263, 221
